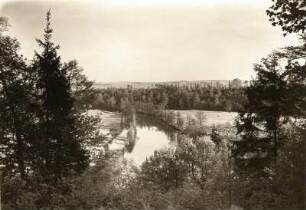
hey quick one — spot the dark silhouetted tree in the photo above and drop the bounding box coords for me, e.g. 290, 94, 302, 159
33, 10, 88, 182
267, 0, 306, 35
233, 54, 288, 171
0, 17, 37, 179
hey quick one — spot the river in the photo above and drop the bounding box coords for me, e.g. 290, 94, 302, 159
88, 109, 237, 166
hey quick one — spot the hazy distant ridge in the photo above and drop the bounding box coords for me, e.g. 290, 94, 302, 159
93, 79, 249, 89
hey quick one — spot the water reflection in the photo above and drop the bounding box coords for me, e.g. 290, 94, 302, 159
125, 126, 137, 153
119, 112, 183, 165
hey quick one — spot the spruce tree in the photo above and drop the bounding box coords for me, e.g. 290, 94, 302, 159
34, 10, 88, 182
233, 54, 287, 171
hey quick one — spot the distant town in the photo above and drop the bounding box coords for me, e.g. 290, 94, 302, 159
94, 79, 249, 89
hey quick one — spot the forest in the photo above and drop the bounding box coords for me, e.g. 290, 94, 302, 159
92, 83, 246, 112
0, 0, 305, 209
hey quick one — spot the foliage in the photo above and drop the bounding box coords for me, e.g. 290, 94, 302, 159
231, 2, 306, 208
32, 10, 88, 182
119, 136, 235, 210
1, 12, 102, 209
0, 15, 36, 179
64, 60, 95, 111
232, 124, 306, 209
233, 54, 286, 171
93, 84, 246, 112
233, 48, 306, 171
139, 148, 189, 192
267, 0, 306, 35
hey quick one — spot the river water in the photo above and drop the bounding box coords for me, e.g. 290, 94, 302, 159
89, 110, 237, 166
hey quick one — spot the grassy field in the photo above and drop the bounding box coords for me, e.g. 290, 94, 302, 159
87, 110, 122, 134
88, 109, 238, 133
169, 110, 238, 126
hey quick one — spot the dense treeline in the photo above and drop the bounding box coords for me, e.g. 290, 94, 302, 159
0, 12, 103, 209
92, 84, 246, 112
26, 123, 303, 210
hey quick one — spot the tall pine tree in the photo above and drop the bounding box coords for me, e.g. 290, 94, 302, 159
233, 54, 288, 171
33, 10, 88, 182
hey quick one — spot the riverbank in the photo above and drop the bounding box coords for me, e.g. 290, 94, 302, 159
87, 109, 238, 165
136, 111, 187, 135
89, 108, 237, 141
168, 109, 237, 126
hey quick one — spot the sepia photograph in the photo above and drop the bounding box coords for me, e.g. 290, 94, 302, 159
0, 0, 305, 209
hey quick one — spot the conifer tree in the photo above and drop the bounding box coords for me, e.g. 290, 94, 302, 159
233, 54, 287, 171
33, 10, 88, 182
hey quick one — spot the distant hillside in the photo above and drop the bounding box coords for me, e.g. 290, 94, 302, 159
93, 79, 249, 89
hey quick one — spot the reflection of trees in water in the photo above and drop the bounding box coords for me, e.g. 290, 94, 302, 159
116, 110, 138, 153
125, 125, 137, 153
122, 112, 184, 144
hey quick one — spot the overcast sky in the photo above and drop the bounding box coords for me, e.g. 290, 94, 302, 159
0, 0, 299, 82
